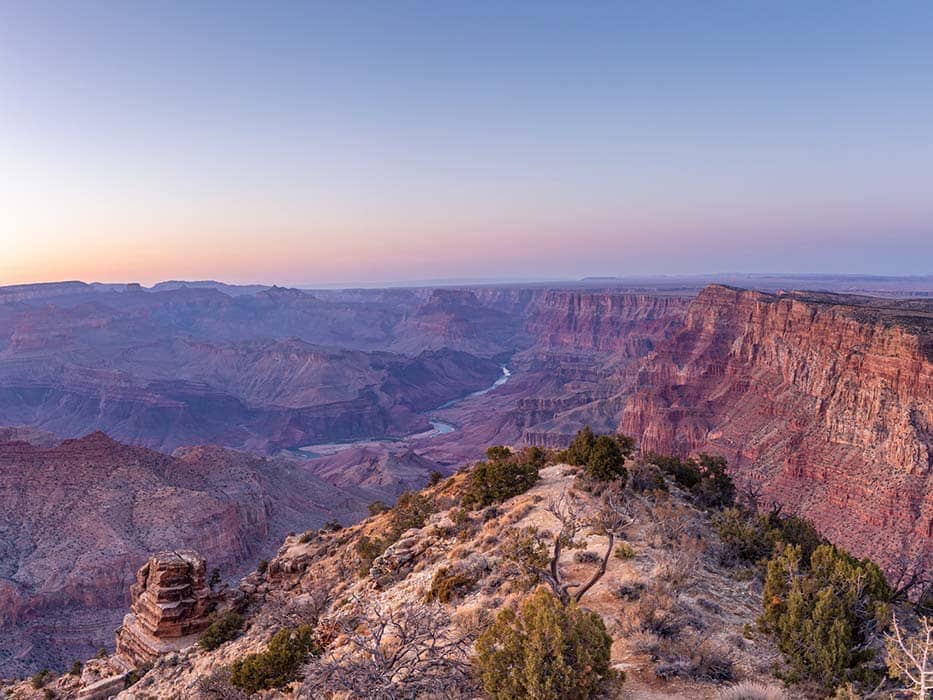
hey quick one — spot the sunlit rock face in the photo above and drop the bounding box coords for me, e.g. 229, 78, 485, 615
620, 285, 933, 573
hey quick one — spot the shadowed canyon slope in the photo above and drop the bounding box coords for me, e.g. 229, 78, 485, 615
0, 283, 507, 452
0, 431, 368, 675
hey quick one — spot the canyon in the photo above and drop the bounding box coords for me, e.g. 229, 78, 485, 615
0, 277, 931, 677
0, 431, 368, 676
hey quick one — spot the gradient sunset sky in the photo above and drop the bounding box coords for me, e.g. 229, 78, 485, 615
1, 1, 931, 286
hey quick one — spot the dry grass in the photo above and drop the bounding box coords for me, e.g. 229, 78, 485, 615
716, 681, 787, 700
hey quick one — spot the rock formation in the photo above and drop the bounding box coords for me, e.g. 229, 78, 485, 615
115, 551, 216, 666
0, 431, 368, 677
619, 285, 933, 572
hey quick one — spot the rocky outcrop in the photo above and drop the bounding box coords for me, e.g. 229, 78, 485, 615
115, 551, 216, 666
619, 285, 933, 572
0, 432, 368, 677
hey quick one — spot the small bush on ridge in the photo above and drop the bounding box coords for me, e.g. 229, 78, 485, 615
200, 610, 244, 651
474, 587, 615, 699
230, 625, 318, 694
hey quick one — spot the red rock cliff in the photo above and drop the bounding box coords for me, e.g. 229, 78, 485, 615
523, 291, 692, 353
620, 285, 933, 572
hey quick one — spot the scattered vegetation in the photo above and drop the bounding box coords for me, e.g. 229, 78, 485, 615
256, 559, 269, 575
564, 426, 634, 484
760, 543, 891, 688
68, 661, 82, 676
656, 635, 735, 682
628, 461, 668, 493
646, 452, 735, 508
354, 534, 389, 577
367, 500, 388, 516
713, 506, 824, 571
389, 490, 434, 533
30, 670, 51, 689
614, 542, 637, 560
425, 565, 476, 603
124, 662, 151, 688
200, 610, 244, 651
461, 446, 541, 509
474, 587, 615, 699
353, 489, 437, 577
229, 626, 318, 694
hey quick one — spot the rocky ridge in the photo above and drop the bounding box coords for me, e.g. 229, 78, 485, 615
0, 432, 367, 677
2, 461, 786, 699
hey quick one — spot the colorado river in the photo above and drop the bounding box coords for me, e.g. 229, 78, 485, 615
295, 365, 510, 457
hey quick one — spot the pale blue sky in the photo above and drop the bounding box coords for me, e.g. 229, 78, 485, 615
1, 1, 931, 285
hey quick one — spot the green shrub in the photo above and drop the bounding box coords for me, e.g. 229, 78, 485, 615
124, 663, 151, 688
208, 567, 222, 590
31, 669, 51, 689
628, 462, 668, 493
353, 492, 436, 578
648, 453, 735, 509
475, 587, 614, 699
714, 507, 823, 570
424, 566, 475, 603
565, 426, 596, 466
486, 445, 512, 462
614, 543, 637, 560
461, 458, 539, 509
354, 534, 388, 577
230, 626, 318, 694
519, 445, 547, 469
389, 490, 434, 533
69, 660, 82, 676
647, 453, 701, 489
367, 500, 389, 516
200, 610, 244, 651
584, 435, 628, 483
760, 543, 890, 688
322, 518, 342, 532
428, 470, 444, 486
692, 454, 735, 508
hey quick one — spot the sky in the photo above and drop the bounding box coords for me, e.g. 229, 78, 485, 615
1, 1, 932, 287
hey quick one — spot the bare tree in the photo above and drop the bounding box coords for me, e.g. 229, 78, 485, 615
299, 596, 476, 700
889, 554, 933, 603
505, 487, 635, 605
736, 478, 765, 512
262, 584, 332, 630
886, 613, 933, 699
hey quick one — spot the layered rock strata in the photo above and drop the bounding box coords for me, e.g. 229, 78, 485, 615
620, 285, 933, 572
115, 551, 216, 666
